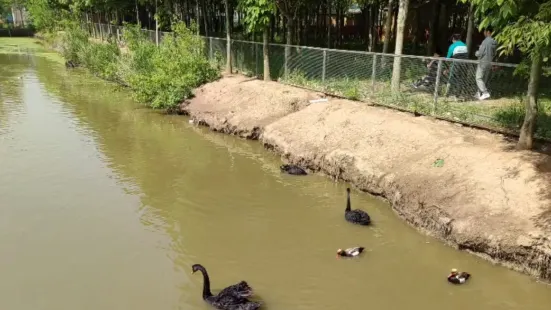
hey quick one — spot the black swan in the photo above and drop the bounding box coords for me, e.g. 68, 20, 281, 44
344, 188, 371, 225
336, 247, 365, 258
447, 269, 471, 285
192, 264, 261, 310
280, 164, 307, 175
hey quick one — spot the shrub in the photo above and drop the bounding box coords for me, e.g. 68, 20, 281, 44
61, 24, 120, 81
60, 21, 218, 111
120, 22, 219, 110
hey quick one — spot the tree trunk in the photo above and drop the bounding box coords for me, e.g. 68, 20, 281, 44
466, 3, 474, 58
410, 7, 418, 54
136, 0, 140, 25
196, 0, 200, 34
202, 0, 209, 36
438, 4, 448, 52
155, 0, 159, 46
326, 0, 331, 48
517, 55, 543, 150
224, 0, 232, 73
391, 6, 398, 42
427, 0, 440, 55
390, 0, 409, 92
364, 5, 371, 50
336, 7, 341, 47
263, 26, 270, 81
382, 0, 394, 54
370, 2, 379, 52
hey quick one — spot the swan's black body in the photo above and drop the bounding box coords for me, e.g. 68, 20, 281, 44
218, 281, 253, 298
192, 264, 261, 310
448, 272, 471, 285
344, 188, 371, 225
280, 164, 307, 175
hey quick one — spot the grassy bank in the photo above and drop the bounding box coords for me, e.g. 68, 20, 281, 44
43, 22, 219, 111
281, 70, 551, 140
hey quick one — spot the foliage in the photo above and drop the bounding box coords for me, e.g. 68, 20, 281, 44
119, 21, 219, 110
26, 0, 68, 31
62, 24, 120, 81
59, 19, 218, 110
238, 0, 276, 33
463, 0, 551, 61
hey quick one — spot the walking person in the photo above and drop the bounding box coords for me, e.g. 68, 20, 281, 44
475, 28, 497, 100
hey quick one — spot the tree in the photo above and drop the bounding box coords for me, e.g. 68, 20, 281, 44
465, 3, 475, 58
224, 0, 232, 73
273, 0, 304, 77
382, 0, 394, 54
390, 0, 409, 92
463, 0, 551, 149
239, 0, 276, 81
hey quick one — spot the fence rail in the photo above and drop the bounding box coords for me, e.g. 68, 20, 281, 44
83, 22, 551, 140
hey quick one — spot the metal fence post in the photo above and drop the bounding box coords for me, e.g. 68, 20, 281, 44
209, 37, 213, 60
156, 28, 159, 46
433, 59, 444, 115
372, 55, 377, 94
284, 45, 289, 80
322, 49, 327, 83
255, 42, 259, 77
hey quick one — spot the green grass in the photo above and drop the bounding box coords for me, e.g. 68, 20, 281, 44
0, 37, 64, 63
283, 69, 551, 139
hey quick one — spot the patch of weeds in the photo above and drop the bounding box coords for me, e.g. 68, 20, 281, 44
492, 98, 551, 139
60, 21, 218, 111
326, 78, 361, 100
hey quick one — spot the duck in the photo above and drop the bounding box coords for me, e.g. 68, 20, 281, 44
447, 268, 471, 285
192, 264, 261, 310
344, 188, 371, 225
336, 246, 365, 258
280, 164, 307, 175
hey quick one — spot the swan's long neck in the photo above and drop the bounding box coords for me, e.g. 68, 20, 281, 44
346, 191, 351, 211
198, 267, 213, 298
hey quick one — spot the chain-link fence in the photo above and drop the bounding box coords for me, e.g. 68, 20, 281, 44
84, 22, 551, 139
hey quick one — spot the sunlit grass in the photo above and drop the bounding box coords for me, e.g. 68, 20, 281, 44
0, 37, 64, 63
283, 69, 551, 139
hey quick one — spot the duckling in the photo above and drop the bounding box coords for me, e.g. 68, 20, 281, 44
447, 268, 471, 284
336, 247, 365, 258
280, 164, 307, 175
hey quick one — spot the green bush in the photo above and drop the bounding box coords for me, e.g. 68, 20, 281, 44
119, 22, 218, 110
61, 24, 120, 81
60, 21, 218, 111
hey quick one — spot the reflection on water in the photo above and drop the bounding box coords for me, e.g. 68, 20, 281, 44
0, 51, 550, 310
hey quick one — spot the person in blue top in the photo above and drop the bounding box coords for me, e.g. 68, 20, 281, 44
446, 34, 467, 58
444, 34, 469, 99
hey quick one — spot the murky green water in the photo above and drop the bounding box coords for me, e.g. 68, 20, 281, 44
1, 48, 550, 310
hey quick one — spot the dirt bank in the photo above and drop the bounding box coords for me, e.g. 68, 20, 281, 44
181, 75, 551, 281
181, 75, 324, 139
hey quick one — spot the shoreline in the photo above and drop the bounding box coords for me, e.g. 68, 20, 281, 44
17, 35, 551, 282
181, 74, 551, 282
